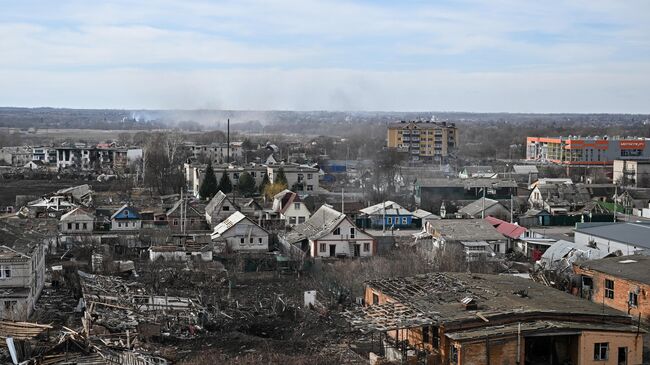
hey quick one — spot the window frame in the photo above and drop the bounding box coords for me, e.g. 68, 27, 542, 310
593, 342, 609, 361
605, 279, 614, 299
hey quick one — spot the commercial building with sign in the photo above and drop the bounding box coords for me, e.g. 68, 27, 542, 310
526, 136, 650, 165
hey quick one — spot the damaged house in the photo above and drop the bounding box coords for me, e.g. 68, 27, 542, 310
272, 189, 311, 227
345, 272, 645, 365
0, 221, 46, 320
528, 181, 591, 215
211, 211, 269, 253
280, 205, 376, 258
205, 191, 239, 228
421, 219, 507, 258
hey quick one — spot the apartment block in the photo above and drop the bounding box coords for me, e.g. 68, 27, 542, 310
387, 120, 458, 163
526, 136, 650, 165
612, 159, 650, 187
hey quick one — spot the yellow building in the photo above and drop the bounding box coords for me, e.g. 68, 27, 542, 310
387, 120, 458, 163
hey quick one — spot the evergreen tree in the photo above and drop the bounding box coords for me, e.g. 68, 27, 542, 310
258, 173, 270, 194
218, 172, 233, 194
198, 162, 218, 199
275, 167, 288, 185
237, 172, 257, 197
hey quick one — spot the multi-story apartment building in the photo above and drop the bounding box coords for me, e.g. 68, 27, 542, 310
185, 142, 244, 163
266, 164, 319, 192
387, 120, 458, 163
526, 136, 650, 165
612, 159, 650, 187
186, 163, 270, 198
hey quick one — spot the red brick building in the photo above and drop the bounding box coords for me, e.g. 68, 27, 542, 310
573, 255, 650, 323
345, 273, 644, 365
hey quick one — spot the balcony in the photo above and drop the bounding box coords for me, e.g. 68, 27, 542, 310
411, 137, 420, 142
402, 137, 410, 142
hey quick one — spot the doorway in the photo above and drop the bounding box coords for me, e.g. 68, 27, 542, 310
329, 244, 336, 257
618, 347, 627, 365
353, 244, 361, 257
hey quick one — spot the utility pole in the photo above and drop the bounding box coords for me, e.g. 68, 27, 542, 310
481, 186, 486, 219
226, 118, 230, 164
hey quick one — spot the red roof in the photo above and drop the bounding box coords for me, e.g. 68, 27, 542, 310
484, 216, 527, 240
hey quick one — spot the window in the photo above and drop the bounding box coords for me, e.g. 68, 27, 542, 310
118, 222, 122, 228
307, 173, 313, 179
450, 346, 459, 365
320, 243, 326, 252
372, 293, 379, 305
67, 223, 72, 230
294, 203, 301, 210
233, 172, 239, 179
258, 237, 263, 245
240, 237, 245, 244
4, 300, 16, 311
298, 216, 306, 224
350, 227, 355, 238
249, 237, 254, 244
250, 172, 256, 178
422, 326, 430, 343
402, 217, 408, 224
289, 217, 297, 225
190, 218, 195, 225
0, 265, 11, 279
605, 279, 614, 299
223, 205, 230, 211
594, 342, 609, 360
306, 185, 313, 191
387, 217, 392, 224
629, 292, 638, 307
363, 242, 370, 252
333, 227, 340, 235
82, 223, 87, 230
173, 219, 179, 226
75, 223, 79, 230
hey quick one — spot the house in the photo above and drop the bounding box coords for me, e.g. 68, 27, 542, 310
110, 204, 142, 231
483, 216, 528, 255
613, 159, 650, 187
415, 178, 517, 213
205, 191, 239, 227
511, 164, 539, 185
166, 199, 207, 232
573, 255, 650, 323
211, 212, 269, 253
359, 201, 413, 229
281, 205, 376, 258
266, 164, 320, 192
345, 272, 644, 365
457, 197, 510, 221
422, 218, 507, 257
272, 190, 311, 226
458, 165, 495, 179
614, 188, 650, 217
0, 221, 46, 320
411, 209, 439, 229
574, 222, 650, 256
59, 207, 95, 234
23, 160, 46, 170
149, 243, 213, 262
528, 182, 591, 214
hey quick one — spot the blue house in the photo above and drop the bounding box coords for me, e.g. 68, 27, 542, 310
359, 201, 413, 229
110, 204, 142, 231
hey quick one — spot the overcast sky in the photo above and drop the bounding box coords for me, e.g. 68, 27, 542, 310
1, 0, 649, 113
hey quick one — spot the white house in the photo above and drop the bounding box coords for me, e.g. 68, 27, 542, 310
574, 222, 650, 256
59, 207, 95, 233
282, 205, 376, 258
211, 212, 269, 253
205, 191, 239, 227
272, 190, 311, 226
267, 164, 319, 192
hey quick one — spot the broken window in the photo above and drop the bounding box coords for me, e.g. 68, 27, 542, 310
363, 242, 370, 252
307, 185, 313, 191
289, 217, 296, 225
333, 227, 340, 235
223, 205, 230, 211
258, 237, 263, 245
67, 223, 72, 230
449, 345, 459, 364
629, 292, 638, 307
240, 237, 245, 244
350, 227, 355, 238
75, 223, 80, 230
372, 293, 379, 305
605, 279, 614, 299
422, 326, 430, 343
1, 266, 11, 279
594, 342, 609, 360
4, 300, 16, 311
298, 216, 306, 224
173, 219, 179, 226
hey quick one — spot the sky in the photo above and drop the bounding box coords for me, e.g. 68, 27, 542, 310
1, 0, 649, 113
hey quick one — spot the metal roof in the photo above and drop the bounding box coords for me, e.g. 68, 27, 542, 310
575, 222, 650, 249
575, 254, 650, 284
